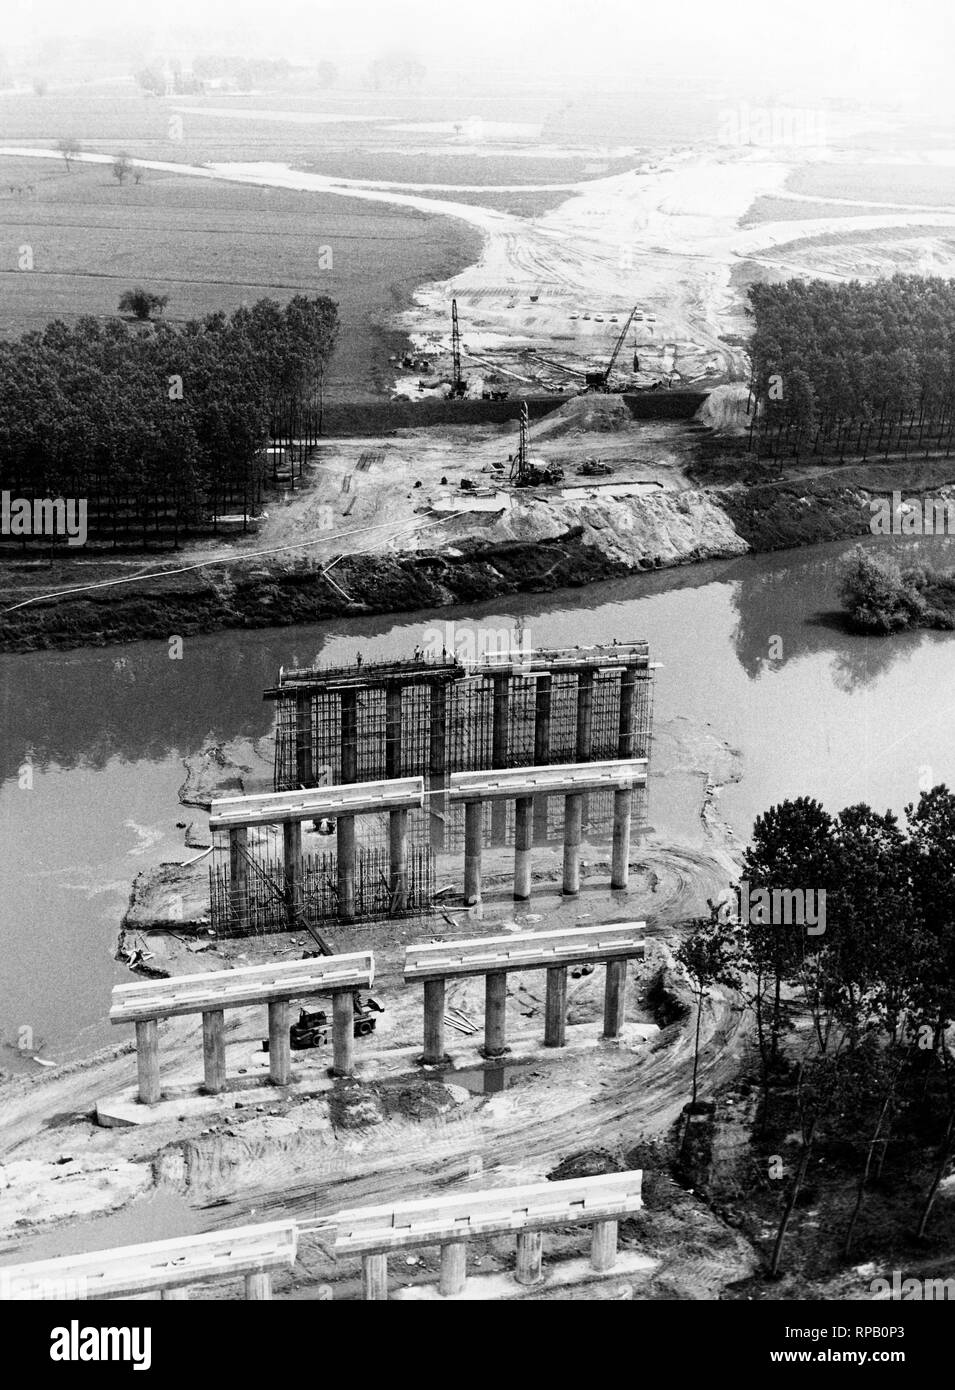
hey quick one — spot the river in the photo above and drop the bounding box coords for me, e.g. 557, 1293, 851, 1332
2, 532, 953, 1073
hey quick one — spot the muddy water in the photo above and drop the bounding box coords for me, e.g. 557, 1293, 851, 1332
2, 533, 953, 1070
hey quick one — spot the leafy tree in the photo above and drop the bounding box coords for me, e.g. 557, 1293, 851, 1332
112, 154, 132, 185
118, 288, 169, 320
677, 910, 740, 1109
57, 138, 82, 171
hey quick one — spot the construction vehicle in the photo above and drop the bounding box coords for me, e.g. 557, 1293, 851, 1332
262, 995, 384, 1052
508, 401, 564, 487
584, 305, 639, 392
448, 299, 468, 398
577, 458, 613, 477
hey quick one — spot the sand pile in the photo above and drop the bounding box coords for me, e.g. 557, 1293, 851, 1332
694, 382, 753, 435
529, 393, 632, 441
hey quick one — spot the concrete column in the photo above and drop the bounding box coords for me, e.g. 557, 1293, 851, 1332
162, 1287, 189, 1300
283, 820, 302, 927
331, 990, 355, 1076
201, 1009, 227, 1094
362, 1254, 388, 1301
603, 960, 628, 1038
514, 795, 533, 900
611, 787, 632, 890
544, 966, 568, 1048
590, 1219, 618, 1272
464, 799, 483, 906
422, 978, 449, 1065
429, 775, 449, 855
337, 814, 356, 923
562, 792, 583, 895
575, 668, 594, 760
440, 1242, 468, 1297
244, 1272, 272, 1300
135, 1019, 161, 1105
617, 667, 636, 758
483, 971, 508, 1058
228, 826, 249, 934
340, 688, 358, 783
296, 691, 314, 786
515, 1231, 543, 1285
389, 807, 409, 913
385, 684, 402, 779
268, 999, 291, 1086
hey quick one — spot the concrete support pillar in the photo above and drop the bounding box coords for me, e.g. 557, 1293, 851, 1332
611, 787, 632, 890
464, 799, 483, 906
562, 792, 583, 895
296, 691, 314, 787
337, 814, 356, 923
422, 978, 449, 1066
162, 1287, 189, 1300
362, 1254, 388, 1301
385, 684, 402, 779
268, 999, 291, 1086
340, 688, 358, 784
389, 807, 409, 914
575, 668, 594, 761
439, 1242, 468, 1297
429, 775, 449, 855
544, 966, 568, 1048
201, 1009, 226, 1094
617, 667, 636, 759
590, 1219, 618, 1272
135, 1019, 161, 1105
515, 1231, 543, 1286
603, 960, 628, 1039
282, 820, 302, 927
331, 990, 355, 1076
228, 826, 249, 934
244, 1272, 272, 1300
514, 795, 533, 900
483, 971, 508, 1058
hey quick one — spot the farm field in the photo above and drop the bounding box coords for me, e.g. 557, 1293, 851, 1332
0, 153, 481, 399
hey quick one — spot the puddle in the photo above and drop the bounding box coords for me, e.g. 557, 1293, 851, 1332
0, 1189, 202, 1266
451, 1063, 532, 1095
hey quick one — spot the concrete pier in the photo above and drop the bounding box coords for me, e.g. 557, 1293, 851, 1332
533, 675, 552, 839
362, 1254, 388, 1301
576, 669, 594, 760
385, 685, 402, 779
464, 800, 483, 906
201, 1009, 226, 1094
515, 1231, 543, 1285
422, 978, 448, 1065
282, 820, 302, 926
228, 826, 249, 933
544, 966, 568, 1048
296, 691, 314, 786
514, 795, 533, 899
562, 792, 583, 895
331, 991, 355, 1076
244, 1272, 273, 1300
590, 1219, 618, 1272
440, 1242, 468, 1296
340, 688, 358, 784
268, 1000, 290, 1086
611, 786, 632, 889
603, 960, 628, 1038
483, 971, 508, 1057
135, 1020, 161, 1105
617, 668, 636, 758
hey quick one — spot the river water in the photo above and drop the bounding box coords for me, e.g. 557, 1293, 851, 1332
2, 533, 954, 1072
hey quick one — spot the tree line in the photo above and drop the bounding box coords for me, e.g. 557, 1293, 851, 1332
747, 274, 955, 463
0, 295, 338, 547
679, 789, 955, 1277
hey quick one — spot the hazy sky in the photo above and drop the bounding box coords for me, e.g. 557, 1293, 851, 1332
6, 0, 954, 102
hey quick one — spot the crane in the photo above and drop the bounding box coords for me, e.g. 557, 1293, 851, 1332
585, 305, 640, 392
